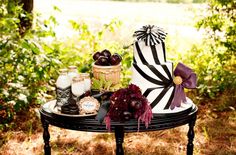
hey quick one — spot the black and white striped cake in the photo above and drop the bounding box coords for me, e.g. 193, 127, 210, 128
131, 25, 193, 113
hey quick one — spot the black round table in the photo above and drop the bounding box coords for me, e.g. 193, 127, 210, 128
39, 101, 198, 155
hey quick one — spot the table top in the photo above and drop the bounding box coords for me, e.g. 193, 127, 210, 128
39, 100, 198, 133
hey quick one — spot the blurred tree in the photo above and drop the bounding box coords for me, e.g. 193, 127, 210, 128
19, 0, 34, 35
192, 0, 236, 100
20, 0, 33, 13
197, 0, 235, 62
0, 0, 60, 128
7, 0, 33, 36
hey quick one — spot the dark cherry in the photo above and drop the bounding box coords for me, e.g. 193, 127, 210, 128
134, 101, 142, 110
93, 51, 101, 61
130, 100, 142, 110
95, 56, 110, 66
123, 111, 132, 120
101, 49, 111, 58
110, 53, 122, 65
130, 100, 138, 108
94, 60, 100, 65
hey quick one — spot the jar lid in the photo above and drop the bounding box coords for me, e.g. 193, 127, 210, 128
80, 73, 90, 79
72, 76, 83, 82
59, 68, 68, 73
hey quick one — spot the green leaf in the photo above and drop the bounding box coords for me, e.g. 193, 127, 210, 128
53, 6, 61, 12
104, 80, 113, 91
91, 78, 102, 90
110, 83, 121, 92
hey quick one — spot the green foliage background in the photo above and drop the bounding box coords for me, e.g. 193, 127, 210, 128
191, 0, 235, 99
0, 0, 235, 128
113, 0, 206, 3
0, 2, 60, 126
0, 2, 131, 128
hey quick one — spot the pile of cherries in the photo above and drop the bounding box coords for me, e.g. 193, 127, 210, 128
93, 49, 122, 66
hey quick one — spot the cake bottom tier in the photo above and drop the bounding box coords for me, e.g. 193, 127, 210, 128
129, 81, 194, 113
154, 97, 194, 114
131, 62, 194, 114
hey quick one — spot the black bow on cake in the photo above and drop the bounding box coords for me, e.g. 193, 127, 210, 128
133, 25, 167, 46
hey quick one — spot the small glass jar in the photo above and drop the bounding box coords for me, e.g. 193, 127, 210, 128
71, 76, 85, 98
68, 66, 79, 83
80, 73, 91, 92
55, 68, 71, 111
56, 69, 70, 89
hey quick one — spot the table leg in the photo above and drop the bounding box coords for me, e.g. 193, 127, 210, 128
41, 116, 51, 155
187, 114, 197, 155
115, 126, 124, 155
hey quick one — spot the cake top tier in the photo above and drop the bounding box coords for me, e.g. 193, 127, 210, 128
133, 25, 168, 65
133, 25, 167, 46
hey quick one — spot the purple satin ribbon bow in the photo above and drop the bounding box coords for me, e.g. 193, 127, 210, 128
170, 62, 197, 110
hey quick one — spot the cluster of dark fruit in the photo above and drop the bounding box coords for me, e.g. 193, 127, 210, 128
123, 99, 143, 120
93, 49, 122, 66
107, 84, 148, 121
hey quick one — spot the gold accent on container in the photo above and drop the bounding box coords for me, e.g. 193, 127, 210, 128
173, 76, 183, 85
92, 63, 121, 84
80, 73, 90, 79
59, 68, 68, 73
72, 76, 83, 82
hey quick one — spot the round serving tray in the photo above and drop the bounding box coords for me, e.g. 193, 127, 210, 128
44, 100, 97, 118
42, 92, 195, 119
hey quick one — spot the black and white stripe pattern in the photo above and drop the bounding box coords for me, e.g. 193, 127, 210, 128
133, 41, 166, 65
131, 25, 179, 113
131, 62, 175, 112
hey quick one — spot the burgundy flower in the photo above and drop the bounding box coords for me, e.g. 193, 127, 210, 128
128, 84, 142, 94
105, 84, 153, 131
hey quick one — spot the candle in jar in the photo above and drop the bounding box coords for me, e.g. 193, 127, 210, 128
71, 76, 84, 97
55, 68, 71, 111
80, 73, 91, 92
56, 69, 71, 89
68, 66, 79, 83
